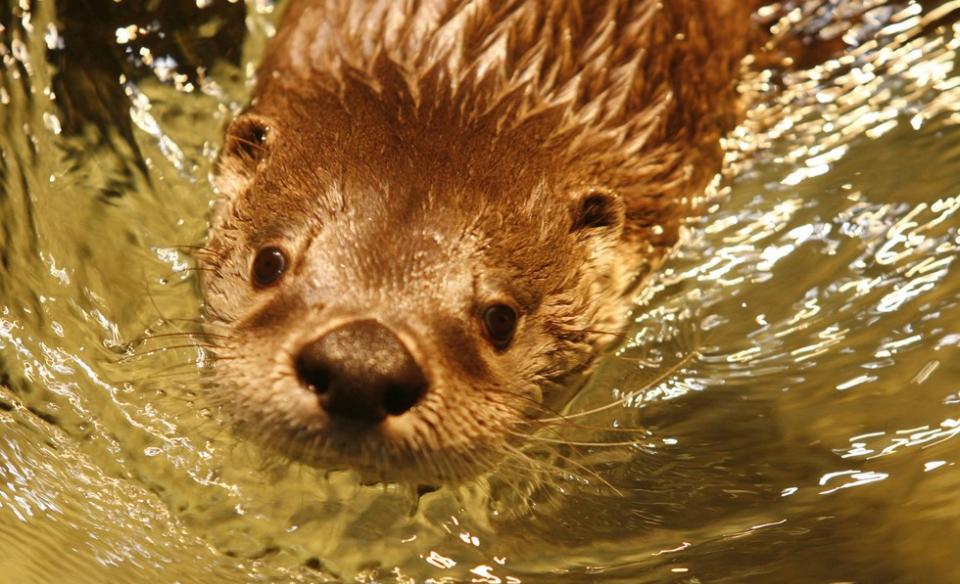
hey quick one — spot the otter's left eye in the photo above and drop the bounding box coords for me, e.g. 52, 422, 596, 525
252, 246, 287, 288
483, 304, 518, 349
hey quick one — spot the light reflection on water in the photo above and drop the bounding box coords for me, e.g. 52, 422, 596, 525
1, 1, 959, 582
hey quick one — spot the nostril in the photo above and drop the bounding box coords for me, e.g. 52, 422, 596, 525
382, 382, 426, 416
295, 350, 331, 395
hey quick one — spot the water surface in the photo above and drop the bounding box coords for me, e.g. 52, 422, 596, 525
1, 1, 959, 582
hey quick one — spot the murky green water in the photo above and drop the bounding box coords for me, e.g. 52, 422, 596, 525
1, 1, 959, 582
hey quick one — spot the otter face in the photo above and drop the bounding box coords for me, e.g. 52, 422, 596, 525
201, 96, 633, 483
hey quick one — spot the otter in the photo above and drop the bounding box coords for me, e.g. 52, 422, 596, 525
201, 0, 764, 483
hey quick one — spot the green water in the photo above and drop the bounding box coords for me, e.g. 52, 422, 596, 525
1, 1, 959, 582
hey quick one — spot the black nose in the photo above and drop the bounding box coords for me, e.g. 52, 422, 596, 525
294, 319, 428, 423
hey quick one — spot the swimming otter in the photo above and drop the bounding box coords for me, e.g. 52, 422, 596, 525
201, 0, 764, 483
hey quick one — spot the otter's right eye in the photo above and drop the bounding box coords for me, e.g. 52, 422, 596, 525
251, 246, 287, 288
482, 304, 518, 349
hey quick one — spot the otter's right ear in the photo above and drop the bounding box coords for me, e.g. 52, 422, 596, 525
215, 114, 273, 195
224, 114, 271, 168
569, 188, 624, 234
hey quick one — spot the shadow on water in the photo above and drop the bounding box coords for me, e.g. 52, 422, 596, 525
1, 0, 959, 582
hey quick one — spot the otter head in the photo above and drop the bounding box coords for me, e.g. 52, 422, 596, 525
200, 79, 641, 483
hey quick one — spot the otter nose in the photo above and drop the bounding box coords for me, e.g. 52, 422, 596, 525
294, 320, 427, 422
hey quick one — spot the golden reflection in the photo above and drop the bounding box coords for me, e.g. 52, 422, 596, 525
1, 0, 960, 581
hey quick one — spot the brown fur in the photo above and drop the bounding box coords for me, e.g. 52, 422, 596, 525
202, 0, 765, 482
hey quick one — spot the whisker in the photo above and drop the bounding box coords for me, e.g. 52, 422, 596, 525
481, 388, 651, 434
116, 343, 217, 363
533, 395, 630, 423
175, 267, 220, 273
154, 317, 208, 325
143, 331, 231, 341
503, 441, 623, 496
530, 444, 623, 497
523, 417, 652, 434
540, 350, 699, 423
163, 244, 207, 251
504, 429, 641, 448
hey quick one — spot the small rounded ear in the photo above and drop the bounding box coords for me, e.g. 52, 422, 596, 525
221, 114, 272, 172
570, 188, 624, 233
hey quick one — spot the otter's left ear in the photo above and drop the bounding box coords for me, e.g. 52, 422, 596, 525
570, 188, 625, 233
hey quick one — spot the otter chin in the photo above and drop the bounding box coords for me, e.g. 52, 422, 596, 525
201, 0, 763, 483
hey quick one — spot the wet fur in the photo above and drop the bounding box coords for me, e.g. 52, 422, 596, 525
202, 0, 764, 482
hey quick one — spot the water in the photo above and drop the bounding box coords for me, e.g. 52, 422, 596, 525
1, 1, 959, 582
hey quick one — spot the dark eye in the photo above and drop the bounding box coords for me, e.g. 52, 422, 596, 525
483, 304, 518, 349
251, 246, 287, 288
